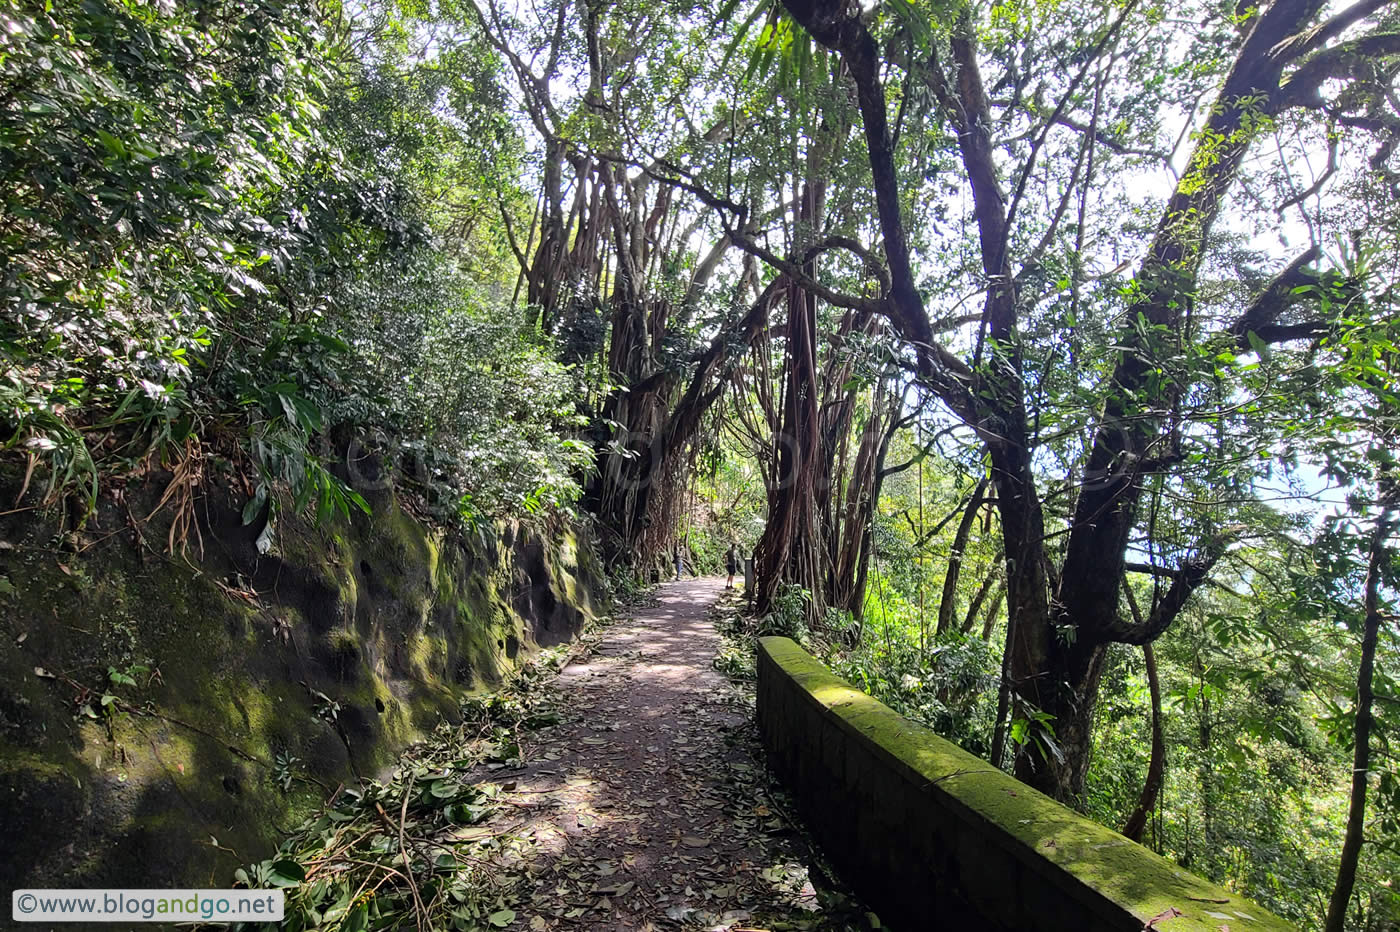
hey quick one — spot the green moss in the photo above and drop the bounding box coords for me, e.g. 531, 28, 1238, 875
0, 744, 81, 781
329, 627, 359, 650
0, 478, 602, 892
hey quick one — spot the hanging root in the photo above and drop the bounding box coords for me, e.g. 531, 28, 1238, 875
147, 435, 205, 557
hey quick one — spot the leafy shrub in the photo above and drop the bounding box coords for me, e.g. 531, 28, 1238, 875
828, 633, 999, 753
757, 583, 812, 646
0, 0, 585, 530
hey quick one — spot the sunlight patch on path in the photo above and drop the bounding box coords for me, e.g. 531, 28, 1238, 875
464, 578, 859, 932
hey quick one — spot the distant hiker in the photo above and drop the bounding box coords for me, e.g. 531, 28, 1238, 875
674, 540, 691, 580
725, 543, 739, 589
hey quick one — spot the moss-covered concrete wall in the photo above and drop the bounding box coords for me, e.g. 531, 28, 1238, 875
756, 637, 1294, 932
0, 477, 605, 892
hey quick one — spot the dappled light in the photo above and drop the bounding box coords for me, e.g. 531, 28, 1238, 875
439, 580, 850, 929
2, 0, 1398, 929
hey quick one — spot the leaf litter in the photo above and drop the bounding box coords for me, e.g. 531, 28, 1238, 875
223, 579, 873, 932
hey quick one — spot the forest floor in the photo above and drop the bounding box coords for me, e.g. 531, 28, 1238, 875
464, 577, 875, 932
249, 578, 876, 932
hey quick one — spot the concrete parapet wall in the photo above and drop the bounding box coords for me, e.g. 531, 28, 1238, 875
756, 636, 1293, 932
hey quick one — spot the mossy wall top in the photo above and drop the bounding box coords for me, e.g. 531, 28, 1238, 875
0, 477, 605, 891
756, 636, 1295, 932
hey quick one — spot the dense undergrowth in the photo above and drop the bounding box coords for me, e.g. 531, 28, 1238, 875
1, 0, 586, 534
714, 581, 1000, 757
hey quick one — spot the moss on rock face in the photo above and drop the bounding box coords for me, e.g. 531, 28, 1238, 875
0, 477, 606, 890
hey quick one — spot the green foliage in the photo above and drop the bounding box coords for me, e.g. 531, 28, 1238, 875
234, 768, 513, 931
757, 583, 812, 646
3, 0, 343, 476
827, 626, 1000, 756
330, 254, 589, 521
679, 522, 731, 575
0, 0, 583, 529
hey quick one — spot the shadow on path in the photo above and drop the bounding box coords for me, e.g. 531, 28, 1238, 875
466, 578, 864, 931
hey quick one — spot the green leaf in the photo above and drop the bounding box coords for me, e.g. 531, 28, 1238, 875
446, 803, 491, 825
488, 909, 516, 928
267, 859, 306, 887
311, 330, 350, 353
430, 779, 462, 798
241, 486, 267, 526
342, 904, 369, 932
1246, 329, 1272, 362
345, 488, 371, 516
95, 129, 126, 158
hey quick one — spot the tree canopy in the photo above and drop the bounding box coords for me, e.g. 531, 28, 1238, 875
3, 0, 1398, 927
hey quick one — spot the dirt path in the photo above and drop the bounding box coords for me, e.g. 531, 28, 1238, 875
472, 577, 866, 931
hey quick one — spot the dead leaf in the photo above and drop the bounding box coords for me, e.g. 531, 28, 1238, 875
681, 835, 710, 848
1144, 907, 1183, 929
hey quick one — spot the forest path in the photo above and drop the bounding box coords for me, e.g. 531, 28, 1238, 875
476, 577, 866, 931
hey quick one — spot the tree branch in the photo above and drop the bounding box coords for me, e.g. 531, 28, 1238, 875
1103, 538, 1228, 645
1271, 0, 1394, 63
1230, 245, 1322, 337
1279, 31, 1400, 110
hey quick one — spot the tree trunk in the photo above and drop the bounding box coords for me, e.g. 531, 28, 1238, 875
1324, 511, 1394, 932
752, 268, 822, 613
1122, 643, 1164, 843
980, 582, 1005, 641
961, 562, 1002, 635
938, 474, 989, 635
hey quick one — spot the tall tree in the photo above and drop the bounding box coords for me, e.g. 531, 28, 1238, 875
761, 0, 1399, 800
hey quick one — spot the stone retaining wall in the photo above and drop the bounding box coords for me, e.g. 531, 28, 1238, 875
756, 636, 1293, 932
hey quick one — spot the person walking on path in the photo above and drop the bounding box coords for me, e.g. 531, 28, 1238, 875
725, 542, 739, 589
674, 539, 690, 581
